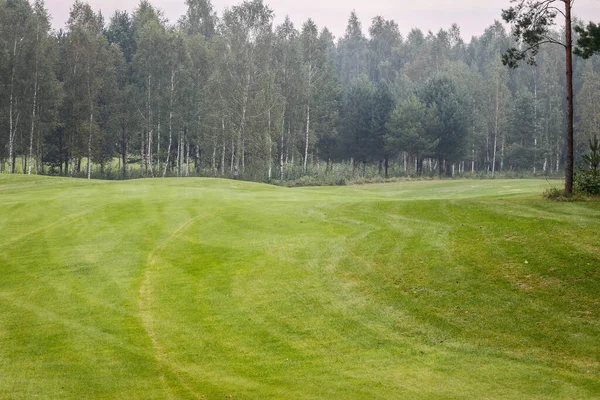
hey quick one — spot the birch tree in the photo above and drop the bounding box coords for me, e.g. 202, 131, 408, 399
273, 16, 302, 178
300, 19, 324, 171
2, 0, 32, 173
220, 0, 273, 178
62, 1, 113, 179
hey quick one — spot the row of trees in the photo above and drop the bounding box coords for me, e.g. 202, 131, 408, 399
1, 0, 599, 182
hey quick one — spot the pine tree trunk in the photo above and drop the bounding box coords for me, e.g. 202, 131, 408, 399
564, 2, 574, 193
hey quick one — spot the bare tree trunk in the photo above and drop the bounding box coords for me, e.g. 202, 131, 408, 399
280, 108, 285, 180
36, 121, 42, 174
145, 74, 153, 176
156, 117, 161, 174
141, 128, 145, 178
556, 139, 560, 174
87, 111, 93, 179
121, 125, 128, 178
236, 74, 250, 175
533, 67, 538, 175
221, 140, 226, 177
500, 133, 505, 171
564, 2, 574, 193
230, 137, 235, 175
304, 100, 310, 172
176, 132, 181, 177
147, 125, 153, 177
163, 69, 175, 178
8, 37, 19, 174
163, 109, 173, 177
242, 138, 245, 174
185, 139, 190, 177
285, 127, 290, 165
221, 115, 226, 176
267, 108, 272, 180
28, 23, 40, 175
492, 78, 499, 178
212, 136, 217, 176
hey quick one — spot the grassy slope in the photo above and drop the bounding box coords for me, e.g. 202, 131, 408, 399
0, 176, 598, 399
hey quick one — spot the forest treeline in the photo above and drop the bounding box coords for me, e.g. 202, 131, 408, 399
1, 0, 599, 182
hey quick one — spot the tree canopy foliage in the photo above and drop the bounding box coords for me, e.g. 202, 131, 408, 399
1, 0, 599, 183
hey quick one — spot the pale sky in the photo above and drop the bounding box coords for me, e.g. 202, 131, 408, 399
47, 0, 600, 41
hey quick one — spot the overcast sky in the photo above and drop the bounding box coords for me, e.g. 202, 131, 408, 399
46, 0, 600, 41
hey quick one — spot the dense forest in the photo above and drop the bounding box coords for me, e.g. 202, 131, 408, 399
1, 0, 599, 182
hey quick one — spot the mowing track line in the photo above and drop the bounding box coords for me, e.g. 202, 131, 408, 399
138, 209, 223, 400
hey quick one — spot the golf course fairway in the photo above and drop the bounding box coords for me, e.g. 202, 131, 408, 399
0, 175, 598, 399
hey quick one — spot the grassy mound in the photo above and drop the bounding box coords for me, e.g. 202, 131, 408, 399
0, 176, 598, 399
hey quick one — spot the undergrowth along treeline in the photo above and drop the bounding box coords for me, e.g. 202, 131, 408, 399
1, 0, 600, 183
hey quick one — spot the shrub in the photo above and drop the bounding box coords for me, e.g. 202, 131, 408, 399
574, 135, 600, 195
543, 187, 586, 202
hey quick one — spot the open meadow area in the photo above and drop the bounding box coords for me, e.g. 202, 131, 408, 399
0, 176, 599, 399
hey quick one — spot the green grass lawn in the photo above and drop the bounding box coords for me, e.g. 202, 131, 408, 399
0, 176, 598, 399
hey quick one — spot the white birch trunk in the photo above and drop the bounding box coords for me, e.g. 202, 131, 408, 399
157, 117, 161, 174
163, 109, 173, 177
186, 139, 190, 177
221, 141, 226, 177
304, 100, 310, 172
492, 77, 499, 178
221, 115, 226, 176
267, 108, 272, 180
212, 137, 217, 176
176, 132, 181, 177
28, 23, 40, 175
8, 37, 19, 174
87, 111, 93, 179
280, 108, 285, 180
230, 137, 235, 174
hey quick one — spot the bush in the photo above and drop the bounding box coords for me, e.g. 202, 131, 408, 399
574, 135, 600, 195
543, 187, 590, 202
574, 169, 600, 195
